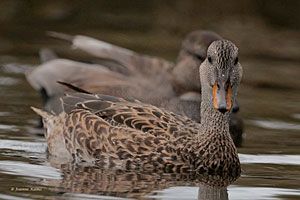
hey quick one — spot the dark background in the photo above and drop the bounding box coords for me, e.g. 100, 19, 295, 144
0, 0, 299, 62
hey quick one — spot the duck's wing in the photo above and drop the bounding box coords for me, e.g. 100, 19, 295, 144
62, 93, 199, 137
48, 32, 174, 76
58, 93, 199, 169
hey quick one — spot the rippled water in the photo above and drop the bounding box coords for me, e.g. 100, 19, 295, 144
0, 2, 300, 198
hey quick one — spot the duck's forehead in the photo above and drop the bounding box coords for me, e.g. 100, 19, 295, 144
209, 41, 237, 57
209, 40, 238, 70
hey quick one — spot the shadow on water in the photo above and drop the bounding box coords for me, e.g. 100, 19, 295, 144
0, 0, 300, 199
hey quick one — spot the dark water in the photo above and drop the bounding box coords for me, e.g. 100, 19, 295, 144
0, 1, 300, 199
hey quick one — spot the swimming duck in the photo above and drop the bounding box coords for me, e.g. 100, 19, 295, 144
26, 30, 244, 146
47, 30, 221, 88
32, 40, 242, 186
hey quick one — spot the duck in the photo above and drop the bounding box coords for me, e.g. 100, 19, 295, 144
47, 30, 222, 87
26, 30, 244, 146
32, 40, 242, 187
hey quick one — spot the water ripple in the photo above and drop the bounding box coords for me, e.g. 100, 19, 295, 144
0, 194, 32, 200
0, 160, 61, 180
0, 139, 46, 153
0, 124, 19, 132
239, 154, 300, 165
292, 113, 300, 120
0, 77, 20, 86
62, 193, 131, 200
146, 186, 300, 200
249, 119, 300, 131
0, 112, 11, 117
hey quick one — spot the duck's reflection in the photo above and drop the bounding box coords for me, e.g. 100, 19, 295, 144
198, 185, 228, 200
46, 164, 229, 200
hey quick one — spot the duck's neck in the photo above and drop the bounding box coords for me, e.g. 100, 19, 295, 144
199, 102, 230, 138
185, 100, 240, 186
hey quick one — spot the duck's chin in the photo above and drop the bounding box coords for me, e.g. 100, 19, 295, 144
212, 108, 231, 116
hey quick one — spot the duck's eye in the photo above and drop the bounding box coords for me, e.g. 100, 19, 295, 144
208, 56, 212, 64
234, 57, 238, 65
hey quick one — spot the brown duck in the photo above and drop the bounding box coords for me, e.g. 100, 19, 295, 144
32, 40, 242, 187
27, 30, 243, 146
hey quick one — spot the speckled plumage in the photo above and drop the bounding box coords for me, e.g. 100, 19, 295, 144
32, 40, 242, 187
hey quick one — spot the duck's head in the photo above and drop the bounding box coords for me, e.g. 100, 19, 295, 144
173, 31, 222, 93
200, 40, 242, 114
180, 30, 223, 62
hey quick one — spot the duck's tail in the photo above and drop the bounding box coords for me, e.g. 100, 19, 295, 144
31, 107, 69, 158
31, 107, 53, 121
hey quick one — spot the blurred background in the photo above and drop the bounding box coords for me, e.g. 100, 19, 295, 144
0, 0, 299, 199
0, 0, 299, 61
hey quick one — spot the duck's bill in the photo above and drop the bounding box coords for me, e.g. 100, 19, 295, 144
212, 82, 233, 113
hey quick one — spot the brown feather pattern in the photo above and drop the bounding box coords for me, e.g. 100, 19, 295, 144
36, 92, 240, 186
